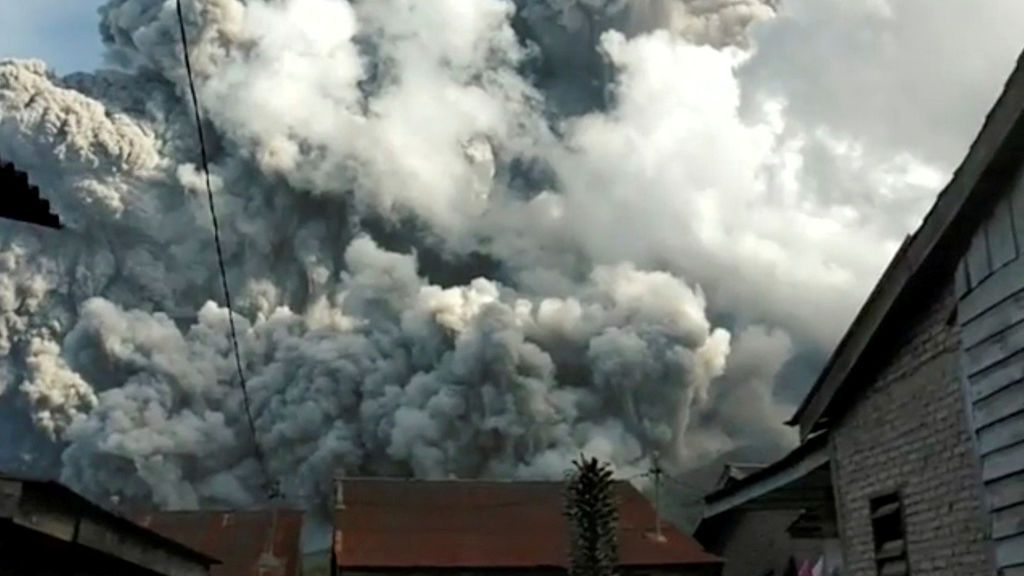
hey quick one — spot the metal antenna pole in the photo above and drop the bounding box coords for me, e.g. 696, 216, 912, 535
652, 455, 664, 541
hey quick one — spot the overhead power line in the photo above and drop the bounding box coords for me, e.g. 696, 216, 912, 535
174, 0, 278, 499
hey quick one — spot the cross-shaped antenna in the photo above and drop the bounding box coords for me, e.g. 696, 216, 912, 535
650, 454, 665, 542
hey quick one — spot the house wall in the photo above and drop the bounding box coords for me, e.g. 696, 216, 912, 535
955, 165, 1024, 575
715, 509, 798, 576
830, 278, 993, 576
711, 509, 828, 576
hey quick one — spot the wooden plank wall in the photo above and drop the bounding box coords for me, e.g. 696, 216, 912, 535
957, 167, 1024, 576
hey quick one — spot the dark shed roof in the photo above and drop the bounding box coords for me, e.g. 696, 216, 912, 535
701, 431, 830, 514
713, 463, 766, 491
334, 478, 720, 570
133, 510, 304, 576
0, 158, 62, 229
790, 48, 1024, 437
695, 433, 836, 549
0, 474, 218, 572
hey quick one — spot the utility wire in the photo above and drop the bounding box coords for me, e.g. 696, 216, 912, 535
175, 0, 278, 499
623, 465, 711, 494
662, 475, 713, 493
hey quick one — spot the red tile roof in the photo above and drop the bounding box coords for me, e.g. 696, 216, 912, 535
334, 478, 719, 570
133, 510, 304, 576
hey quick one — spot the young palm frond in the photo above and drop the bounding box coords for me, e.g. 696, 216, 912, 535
565, 455, 619, 576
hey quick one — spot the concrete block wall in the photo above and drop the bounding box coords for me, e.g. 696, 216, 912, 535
830, 280, 993, 576
708, 509, 802, 576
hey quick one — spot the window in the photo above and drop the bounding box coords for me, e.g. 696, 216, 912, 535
870, 492, 908, 576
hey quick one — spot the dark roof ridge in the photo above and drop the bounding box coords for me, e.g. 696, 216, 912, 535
0, 156, 63, 229
0, 474, 219, 565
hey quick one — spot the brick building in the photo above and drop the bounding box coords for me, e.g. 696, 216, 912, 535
697, 48, 1024, 576
333, 478, 722, 576
824, 278, 991, 576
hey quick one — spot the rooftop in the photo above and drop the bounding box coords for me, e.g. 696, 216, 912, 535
334, 477, 720, 570
701, 431, 832, 518
0, 158, 62, 229
133, 509, 304, 576
713, 463, 766, 491
0, 474, 217, 574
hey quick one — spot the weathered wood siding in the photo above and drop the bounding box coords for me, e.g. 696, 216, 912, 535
957, 166, 1024, 576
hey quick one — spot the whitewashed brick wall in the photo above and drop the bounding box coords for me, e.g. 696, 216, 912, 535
830, 280, 993, 576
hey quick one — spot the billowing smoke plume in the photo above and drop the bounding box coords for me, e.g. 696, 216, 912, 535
60, 238, 729, 508
2, 0, 1021, 511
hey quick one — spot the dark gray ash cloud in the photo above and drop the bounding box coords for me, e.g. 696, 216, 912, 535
0, 0, 1021, 511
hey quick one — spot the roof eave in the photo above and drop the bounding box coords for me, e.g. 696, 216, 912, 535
702, 431, 830, 518
0, 476, 220, 567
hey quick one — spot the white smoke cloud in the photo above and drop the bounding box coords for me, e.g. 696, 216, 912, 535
20, 338, 98, 437
740, 0, 1024, 170
686, 325, 796, 462
624, 0, 776, 46
59, 237, 729, 508
491, 28, 910, 347
1, 0, 1022, 510
523, 0, 774, 47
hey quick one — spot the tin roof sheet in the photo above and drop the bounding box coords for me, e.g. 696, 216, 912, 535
334, 478, 719, 570
134, 510, 303, 576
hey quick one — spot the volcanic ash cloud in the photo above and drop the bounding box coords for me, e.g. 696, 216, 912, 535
5, 0, 963, 508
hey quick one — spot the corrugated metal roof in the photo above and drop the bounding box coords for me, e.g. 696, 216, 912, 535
703, 430, 830, 510
0, 158, 62, 229
133, 510, 304, 576
714, 463, 766, 491
334, 478, 719, 569
0, 474, 218, 568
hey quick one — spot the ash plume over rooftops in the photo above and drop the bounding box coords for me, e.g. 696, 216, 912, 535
1, 0, 1022, 512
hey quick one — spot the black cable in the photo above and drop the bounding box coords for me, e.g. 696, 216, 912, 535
662, 474, 712, 494
175, 0, 277, 498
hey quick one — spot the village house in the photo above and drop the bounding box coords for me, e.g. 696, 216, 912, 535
695, 433, 842, 575
696, 48, 1024, 576
332, 478, 722, 576
134, 509, 306, 576
0, 474, 218, 576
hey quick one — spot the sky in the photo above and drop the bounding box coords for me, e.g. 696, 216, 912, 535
0, 1, 106, 74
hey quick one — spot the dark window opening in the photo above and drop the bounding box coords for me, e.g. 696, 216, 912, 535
870, 492, 909, 576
